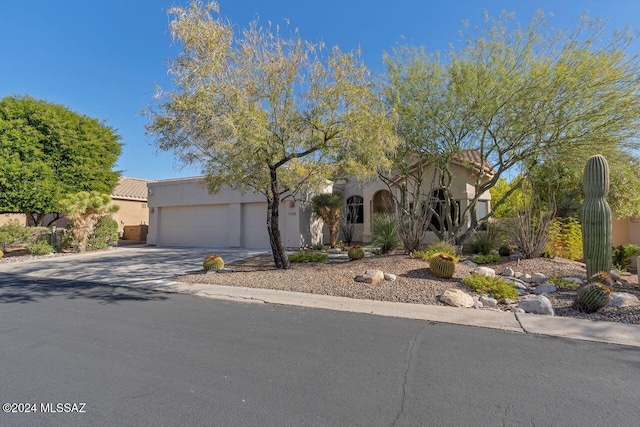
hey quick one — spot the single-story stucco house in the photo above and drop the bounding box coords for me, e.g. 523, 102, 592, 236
147, 151, 495, 249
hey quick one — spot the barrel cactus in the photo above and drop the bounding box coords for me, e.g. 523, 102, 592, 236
203, 254, 224, 271
429, 253, 456, 279
573, 282, 611, 313
587, 271, 613, 287
348, 245, 365, 261
581, 155, 612, 277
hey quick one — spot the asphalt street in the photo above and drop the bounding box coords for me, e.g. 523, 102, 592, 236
1, 273, 639, 426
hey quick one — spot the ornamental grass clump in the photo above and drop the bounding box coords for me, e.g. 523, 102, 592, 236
203, 254, 225, 271
288, 251, 329, 263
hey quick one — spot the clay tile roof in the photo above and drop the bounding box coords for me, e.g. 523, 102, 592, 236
111, 177, 154, 201
453, 149, 494, 174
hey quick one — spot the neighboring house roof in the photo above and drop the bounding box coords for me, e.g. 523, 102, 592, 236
112, 177, 154, 201
389, 149, 495, 183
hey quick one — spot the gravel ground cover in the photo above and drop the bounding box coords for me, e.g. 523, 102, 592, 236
177, 253, 640, 325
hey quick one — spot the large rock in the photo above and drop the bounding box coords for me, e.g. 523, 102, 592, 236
533, 284, 557, 295
608, 292, 640, 308
355, 269, 385, 285
519, 296, 555, 316
472, 267, 495, 277
440, 289, 475, 308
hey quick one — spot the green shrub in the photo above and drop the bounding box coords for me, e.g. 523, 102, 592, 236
545, 217, 583, 260
0, 220, 31, 251
611, 244, 640, 271
465, 232, 495, 255
371, 214, 399, 254
414, 241, 459, 262
88, 217, 119, 250
471, 254, 501, 264
462, 275, 519, 300
27, 241, 55, 255
203, 254, 225, 271
288, 251, 329, 263
547, 274, 580, 289
311, 242, 325, 251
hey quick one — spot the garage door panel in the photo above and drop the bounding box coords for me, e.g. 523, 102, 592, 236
242, 203, 269, 249
158, 205, 229, 247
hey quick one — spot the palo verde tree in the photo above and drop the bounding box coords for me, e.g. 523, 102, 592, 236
311, 192, 342, 248
0, 95, 122, 225
146, 2, 396, 269
59, 191, 119, 253
384, 11, 640, 245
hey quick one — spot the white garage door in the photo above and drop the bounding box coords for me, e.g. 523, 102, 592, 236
242, 203, 270, 248
158, 205, 229, 247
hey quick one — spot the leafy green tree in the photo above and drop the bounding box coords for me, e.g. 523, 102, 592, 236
489, 178, 526, 219
0, 95, 122, 225
311, 193, 342, 248
59, 191, 119, 252
384, 11, 640, 245
146, 2, 396, 269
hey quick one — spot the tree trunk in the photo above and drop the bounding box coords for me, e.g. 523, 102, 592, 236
267, 167, 290, 269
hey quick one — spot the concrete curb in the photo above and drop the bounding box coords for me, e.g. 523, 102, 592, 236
164, 282, 640, 348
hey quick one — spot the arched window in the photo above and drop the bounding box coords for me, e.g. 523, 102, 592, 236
346, 196, 364, 224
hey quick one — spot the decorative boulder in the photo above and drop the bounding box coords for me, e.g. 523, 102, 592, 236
533, 284, 557, 295
384, 273, 397, 282
440, 289, 475, 308
479, 295, 498, 308
532, 273, 547, 284
607, 292, 640, 308
355, 269, 385, 285
471, 266, 495, 277
501, 267, 515, 277
518, 296, 555, 316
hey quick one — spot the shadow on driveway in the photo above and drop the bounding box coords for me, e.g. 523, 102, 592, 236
0, 273, 170, 304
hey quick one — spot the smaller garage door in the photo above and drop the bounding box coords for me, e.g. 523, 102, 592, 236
242, 203, 270, 248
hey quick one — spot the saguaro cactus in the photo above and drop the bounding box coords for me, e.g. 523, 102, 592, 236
581, 155, 612, 277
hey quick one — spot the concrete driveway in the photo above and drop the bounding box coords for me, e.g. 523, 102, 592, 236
0, 246, 268, 285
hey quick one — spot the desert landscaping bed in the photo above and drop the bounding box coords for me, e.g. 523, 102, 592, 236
177, 254, 640, 325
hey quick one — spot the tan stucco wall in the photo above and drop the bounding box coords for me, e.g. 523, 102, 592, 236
112, 198, 149, 229
0, 213, 27, 226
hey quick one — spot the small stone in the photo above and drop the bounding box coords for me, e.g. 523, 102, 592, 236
517, 289, 528, 295
512, 308, 525, 314
479, 295, 498, 308
532, 273, 547, 284
504, 278, 527, 290
440, 289, 475, 308
384, 273, 397, 282
563, 277, 584, 285
533, 284, 557, 295
473, 301, 484, 309
501, 267, 515, 277
609, 270, 621, 280
518, 273, 532, 283
462, 260, 478, 268
503, 298, 514, 305
217, 268, 234, 273
608, 292, 640, 308
510, 251, 524, 261
472, 266, 495, 277
518, 296, 554, 316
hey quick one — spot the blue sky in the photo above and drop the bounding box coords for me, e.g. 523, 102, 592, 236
2, 1, 639, 180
